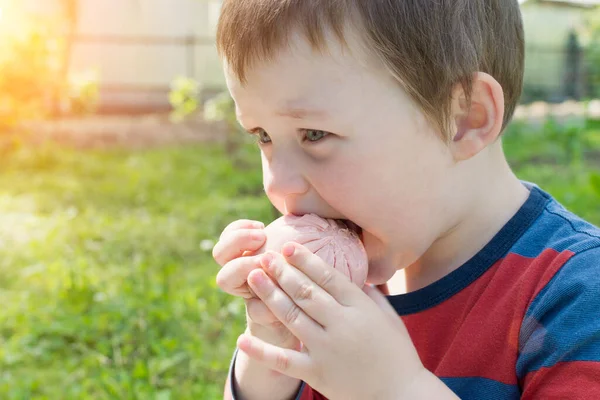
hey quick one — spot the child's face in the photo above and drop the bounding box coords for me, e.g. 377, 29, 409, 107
225, 32, 459, 285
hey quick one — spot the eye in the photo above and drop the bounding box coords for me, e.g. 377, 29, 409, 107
304, 129, 329, 143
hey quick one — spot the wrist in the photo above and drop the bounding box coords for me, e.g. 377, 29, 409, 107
397, 368, 460, 400
232, 348, 303, 400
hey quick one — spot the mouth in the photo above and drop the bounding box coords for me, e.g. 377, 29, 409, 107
340, 219, 364, 242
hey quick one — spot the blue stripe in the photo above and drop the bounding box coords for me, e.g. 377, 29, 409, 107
510, 205, 600, 258
517, 246, 600, 379
441, 377, 520, 399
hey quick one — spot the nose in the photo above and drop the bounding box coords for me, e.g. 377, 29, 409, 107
263, 152, 310, 210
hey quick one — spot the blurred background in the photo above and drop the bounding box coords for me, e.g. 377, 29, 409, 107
0, 0, 599, 398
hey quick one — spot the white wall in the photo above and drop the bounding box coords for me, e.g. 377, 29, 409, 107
36, 1, 591, 109
67, 0, 225, 111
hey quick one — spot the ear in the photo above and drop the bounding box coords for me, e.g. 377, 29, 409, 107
449, 72, 505, 162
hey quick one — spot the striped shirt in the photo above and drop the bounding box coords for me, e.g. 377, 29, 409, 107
227, 183, 600, 399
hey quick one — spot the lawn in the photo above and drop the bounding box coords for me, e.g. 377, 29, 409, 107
0, 119, 598, 399
0, 142, 272, 399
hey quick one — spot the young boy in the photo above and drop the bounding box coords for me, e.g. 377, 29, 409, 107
212, 1, 600, 399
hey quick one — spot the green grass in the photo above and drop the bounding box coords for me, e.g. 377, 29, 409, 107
0, 119, 598, 399
503, 118, 600, 224
0, 142, 272, 399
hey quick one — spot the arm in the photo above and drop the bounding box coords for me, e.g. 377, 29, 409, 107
225, 348, 459, 400
225, 347, 306, 400
517, 247, 600, 399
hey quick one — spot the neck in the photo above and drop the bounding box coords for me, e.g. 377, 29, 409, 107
387, 142, 530, 295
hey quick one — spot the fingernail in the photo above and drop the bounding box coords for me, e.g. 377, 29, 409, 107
252, 231, 265, 241
260, 253, 273, 268
250, 270, 267, 287
253, 222, 265, 229
282, 243, 295, 257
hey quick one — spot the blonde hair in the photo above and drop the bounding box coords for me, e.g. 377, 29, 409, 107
217, 0, 524, 138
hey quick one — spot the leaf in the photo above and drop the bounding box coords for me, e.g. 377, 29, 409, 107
132, 360, 148, 379
590, 172, 600, 196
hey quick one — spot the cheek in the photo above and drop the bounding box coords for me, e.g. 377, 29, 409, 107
309, 159, 363, 209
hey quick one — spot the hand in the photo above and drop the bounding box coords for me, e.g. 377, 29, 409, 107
237, 242, 428, 400
213, 219, 300, 349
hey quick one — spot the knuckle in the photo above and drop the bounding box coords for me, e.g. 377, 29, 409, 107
269, 259, 284, 281
283, 305, 302, 326
318, 268, 335, 288
275, 350, 290, 371
294, 282, 314, 302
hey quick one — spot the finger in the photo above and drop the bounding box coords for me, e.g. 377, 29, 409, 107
247, 268, 323, 345
212, 229, 266, 266
362, 285, 402, 324
261, 251, 339, 327
220, 219, 265, 239
245, 297, 279, 325
216, 255, 262, 298
237, 333, 311, 382
281, 242, 358, 305
363, 285, 411, 335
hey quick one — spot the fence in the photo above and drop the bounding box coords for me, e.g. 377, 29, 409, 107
523, 40, 594, 104
71, 33, 222, 112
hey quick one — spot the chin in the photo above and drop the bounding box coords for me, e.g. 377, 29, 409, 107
361, 233, 401, 286
365, 260, 396, 285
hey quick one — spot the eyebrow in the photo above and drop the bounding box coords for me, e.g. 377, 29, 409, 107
275, 105, 329, 120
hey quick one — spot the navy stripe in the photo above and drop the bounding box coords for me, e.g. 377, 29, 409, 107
442, 377, 521, 399
388, 183, 548, 315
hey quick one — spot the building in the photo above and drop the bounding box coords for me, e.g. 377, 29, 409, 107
66, 0, 224, 112
520, 0, 600, 102
14, 0, 597, 112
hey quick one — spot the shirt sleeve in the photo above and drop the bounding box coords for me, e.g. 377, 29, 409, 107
517, 246, 600, 399
224, 347, 325, 400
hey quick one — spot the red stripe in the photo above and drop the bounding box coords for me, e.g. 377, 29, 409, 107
403, 249, 574, 384
521, 361, 600, 399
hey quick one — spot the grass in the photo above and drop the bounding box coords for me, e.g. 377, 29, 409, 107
503, 118, 600, 224
0, 142, 272, 399
0, 119, 598, 399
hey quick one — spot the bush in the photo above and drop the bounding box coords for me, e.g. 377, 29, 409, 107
0, 6, 96, 131
0, 27, 61, 130
169, 77, 200, 122
66, 69, 100, 116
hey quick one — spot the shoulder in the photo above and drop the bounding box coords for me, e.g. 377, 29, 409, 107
515, 191, 600, 379
511, 185, 600, 259
515, 186, 600, 312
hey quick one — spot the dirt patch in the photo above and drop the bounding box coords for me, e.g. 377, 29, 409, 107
4, 99, 600, 151
513, 99, 600, 125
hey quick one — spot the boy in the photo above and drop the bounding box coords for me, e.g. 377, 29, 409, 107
212, 1, 600, 399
